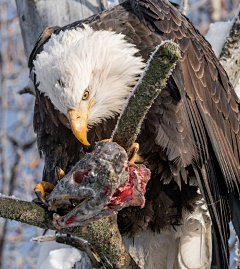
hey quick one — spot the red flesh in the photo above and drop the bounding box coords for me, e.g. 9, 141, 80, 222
73, 164, 92, 184
107, 164, 150, 209
65, 215, 77, 225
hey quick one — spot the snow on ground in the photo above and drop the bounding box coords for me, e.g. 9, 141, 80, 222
36, 239, 92, 269
37, 240, 82, 269
205, 21, 233, 57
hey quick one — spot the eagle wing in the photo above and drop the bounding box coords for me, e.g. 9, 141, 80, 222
129, 0, 240, 267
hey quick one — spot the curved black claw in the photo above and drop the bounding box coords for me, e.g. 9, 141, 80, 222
34, 191, 49, 207
128, 146, 138, 162
128, 143, 139, 162
55, 166, 65, 182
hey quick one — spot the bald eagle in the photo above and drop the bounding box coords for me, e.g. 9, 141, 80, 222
29, 0, 240, 268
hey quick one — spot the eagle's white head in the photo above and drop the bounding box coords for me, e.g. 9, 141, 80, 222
34, 24, 145, 145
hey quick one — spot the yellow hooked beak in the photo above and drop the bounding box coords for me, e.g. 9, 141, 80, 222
67, 98, 94, 146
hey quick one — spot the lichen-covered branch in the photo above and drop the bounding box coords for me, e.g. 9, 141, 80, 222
112, 41, 181, 154
0, 195, 138, 268
0, 41, 180, 268
219, 7, 240, 88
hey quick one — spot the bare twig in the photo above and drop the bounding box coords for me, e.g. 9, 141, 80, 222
0, 195, 138, 268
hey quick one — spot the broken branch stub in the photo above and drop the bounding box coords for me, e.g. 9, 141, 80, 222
112, 41, 181, 154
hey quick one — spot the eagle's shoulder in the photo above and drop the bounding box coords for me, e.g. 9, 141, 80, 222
28, 25, 61, 70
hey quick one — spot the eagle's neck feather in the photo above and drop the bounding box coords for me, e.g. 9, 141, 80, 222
34, 25, 145, 127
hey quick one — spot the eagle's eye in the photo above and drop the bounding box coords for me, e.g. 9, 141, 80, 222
82, 89, 90, 100
57, 79, 65, 87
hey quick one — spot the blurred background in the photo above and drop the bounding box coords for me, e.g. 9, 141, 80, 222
0, 0, 239, 268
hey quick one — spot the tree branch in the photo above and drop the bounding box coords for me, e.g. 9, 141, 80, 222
112, 41, 181, 154
0, 195, 138, 268
219, 7, 240, 88
0, 41, 180, 268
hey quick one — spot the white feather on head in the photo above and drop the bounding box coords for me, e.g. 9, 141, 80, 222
34, 24, 145, 126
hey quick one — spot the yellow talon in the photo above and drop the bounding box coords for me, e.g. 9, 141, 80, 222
34, 181, 56, 206
55, 166, 65, 182
129, 143, 140, 163
34, 181, 56, 197
101, 139, 113, 143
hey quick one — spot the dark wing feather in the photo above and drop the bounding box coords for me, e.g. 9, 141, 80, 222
130, 0, 240, 267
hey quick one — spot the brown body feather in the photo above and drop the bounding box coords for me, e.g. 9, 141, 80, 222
29, 0, 240, 267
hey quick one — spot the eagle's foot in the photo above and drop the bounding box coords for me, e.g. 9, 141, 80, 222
55, 166, 65, 181
128, 143, 139, 163
101, 139, 140, 163
34, 181, 56, 206
47, 141, 151, 229
33, 167, 66, 206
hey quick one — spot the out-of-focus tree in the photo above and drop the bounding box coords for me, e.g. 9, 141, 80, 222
0, 0, 43, 268
174, 0, 240, 34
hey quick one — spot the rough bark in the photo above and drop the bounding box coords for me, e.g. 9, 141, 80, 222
219, 7, 240, 88
0, 42, 180, 269
235, 239, 240, 269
